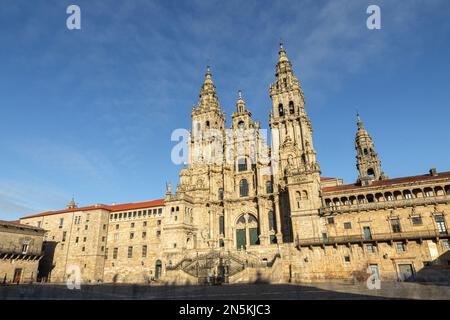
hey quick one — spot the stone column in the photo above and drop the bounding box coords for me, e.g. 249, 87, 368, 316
274, 195, 283, 243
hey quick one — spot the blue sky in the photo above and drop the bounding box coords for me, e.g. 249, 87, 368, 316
1, 0, 449, 220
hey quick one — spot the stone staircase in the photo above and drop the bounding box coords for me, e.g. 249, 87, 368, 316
166, 250, 281, 284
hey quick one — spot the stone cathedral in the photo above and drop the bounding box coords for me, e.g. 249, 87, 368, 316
13, 45, 450, 285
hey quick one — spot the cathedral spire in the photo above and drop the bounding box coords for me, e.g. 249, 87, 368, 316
197, 65, 221, 111
355, 113, 385, 185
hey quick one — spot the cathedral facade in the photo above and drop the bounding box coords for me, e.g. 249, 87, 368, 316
18, 45, 450, 285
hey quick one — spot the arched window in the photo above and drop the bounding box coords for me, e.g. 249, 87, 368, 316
237, 158, 247, 172
367, 168, 375, 177
239, 179, 249, 197
363, 148, 368, 155
278, 104, 284, 117
296, 191, 301, 208
238, 120, 245, 129
289, 101, 295, 114
301, 190, 308, 200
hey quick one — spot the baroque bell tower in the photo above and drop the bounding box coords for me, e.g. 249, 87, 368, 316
269, 43, 323, 241
355, 113, 386, 186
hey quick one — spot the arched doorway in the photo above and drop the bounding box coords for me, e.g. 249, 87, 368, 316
155, 260, 162, 280
235, 214, 259, 250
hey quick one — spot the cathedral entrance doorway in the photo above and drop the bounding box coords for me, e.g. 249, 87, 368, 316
235, 214, 259, 250
155, 260, 162, 280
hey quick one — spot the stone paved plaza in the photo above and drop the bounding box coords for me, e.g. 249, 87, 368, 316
0, 282, 449, 300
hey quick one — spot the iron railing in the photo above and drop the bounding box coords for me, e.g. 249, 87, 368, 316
296, 229, 449, 247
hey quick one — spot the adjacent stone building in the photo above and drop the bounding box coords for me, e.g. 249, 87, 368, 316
19, 44, 450, 285
0, 220, 45, 284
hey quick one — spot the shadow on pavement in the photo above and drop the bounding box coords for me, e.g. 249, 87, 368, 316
0, 283, 394, 300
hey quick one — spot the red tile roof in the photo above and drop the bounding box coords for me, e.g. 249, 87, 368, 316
322, 171, 450, 194
21, 199, 165, 219
320, 177, 336, 181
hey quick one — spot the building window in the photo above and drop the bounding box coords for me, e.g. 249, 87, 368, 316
158, 208, 162, 214
435, 215, 448, 235
142, 232, 147, 239
396, 242, 406, 253
289, 101, 294, 114
142, 245, 147, 258
105, 248, 108, 259
442, 240, 450, 250
344, 256, 351, 263
219, 239, 224, 247
62, 231, 67, 242
21, 244, 29, 254
114, 233, 119, 241
143, 221, 147, 227
404, 192, 413, 199
344, 222, 352, 230
84, 225, 88, 230
239, 179, 249, 197
83, 237, 86, 242
81, 246, 86, 252
366, 244, 376, 254
156, 231, 161, 237
75, 237, 79, 243
411, 216, 423, 225
157, 220, 161, 226
101, 246, 104, 252
102, 236, 105, 242
115, 224, 119, 230
86, 214, 90, 222
59, 218, 64, 228
113, 248, 118, 259
391, 218, 402, 233
103, 224, 107, 230
237, 158, 247, 172
278, 103, 284, 117
130, 232, 134, 240
128, 246, 133, 258
268, 211, 276, 231
265, 181, 273, 194
218, 188, 224, 201
219, 216, 225, 235
131, 222, 135, 228
327, 217, 335, 225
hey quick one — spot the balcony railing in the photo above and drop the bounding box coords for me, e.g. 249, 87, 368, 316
321, 195, 449, 215
296, 229, 449, 248
0, 244, 42, 257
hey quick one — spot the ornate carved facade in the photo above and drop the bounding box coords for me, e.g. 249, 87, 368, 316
18, 45, 450, 285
